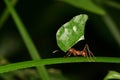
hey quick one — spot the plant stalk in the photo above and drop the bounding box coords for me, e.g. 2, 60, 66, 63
4, 0, 50, 80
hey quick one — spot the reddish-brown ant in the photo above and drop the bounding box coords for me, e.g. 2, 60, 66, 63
65, 44, 95, 62
53, 44, 95, 62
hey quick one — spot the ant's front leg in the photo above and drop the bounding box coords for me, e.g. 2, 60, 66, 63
64, 51, 72, 57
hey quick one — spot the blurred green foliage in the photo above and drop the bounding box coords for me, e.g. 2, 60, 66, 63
60, 0, 106, 15
104, 70, 120, 80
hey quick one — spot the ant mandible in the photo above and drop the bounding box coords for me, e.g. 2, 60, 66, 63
65, 44, 95, 62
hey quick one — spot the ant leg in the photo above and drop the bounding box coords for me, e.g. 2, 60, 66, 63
85, 44, 95, 58
84, 44, 93, 61
85, 44, 96, 62
83, 50, 91, 62
64, 52, 72, 57
82, 45, 91, 62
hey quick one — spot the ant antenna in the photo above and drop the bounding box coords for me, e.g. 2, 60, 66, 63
52, 50, 59, 53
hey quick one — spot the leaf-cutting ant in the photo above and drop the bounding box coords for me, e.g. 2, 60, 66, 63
53, 44, 95, 62
65, 44, 95, 62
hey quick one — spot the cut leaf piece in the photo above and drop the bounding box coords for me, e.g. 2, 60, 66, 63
56, 14, 88, 52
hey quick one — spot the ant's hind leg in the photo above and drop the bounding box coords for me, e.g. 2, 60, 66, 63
83, 50, 91, 62
86, 44, 95, 58
81, 44, 91, 61
85, 44, 96, 61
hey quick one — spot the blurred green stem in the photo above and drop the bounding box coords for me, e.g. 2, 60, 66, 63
0, 57, 120, 73
102, 13, 120, 46
4, 0, 50, 80
104, 0, 120, 9
0, 0, 18, 27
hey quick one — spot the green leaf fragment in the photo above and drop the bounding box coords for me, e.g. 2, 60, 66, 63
104, 71, 120, 80
56, 14, 88, 52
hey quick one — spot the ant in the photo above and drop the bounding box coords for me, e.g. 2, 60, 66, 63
53, 44, 95, 62
65, 44, 95, 62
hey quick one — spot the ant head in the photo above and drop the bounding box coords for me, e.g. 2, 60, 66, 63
68, 48, 75, 52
